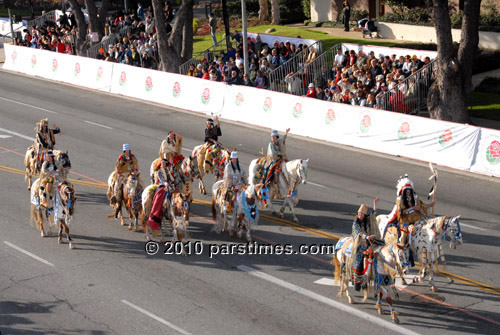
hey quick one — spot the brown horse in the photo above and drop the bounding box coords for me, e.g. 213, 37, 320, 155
107, 173, 143, 230
192, 143, 230, 194
54, 181, 76, 249
24, 146, 71, 191
30, 178, 55, 237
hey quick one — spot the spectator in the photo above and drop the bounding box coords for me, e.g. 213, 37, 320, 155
228, 70, 242, 85
334, 48, 345, 67
342, 1, 351, 32
242, 73, 253, 87
306, 83, 317, 98
352, 90, 366, 106
254, 70, 268, 88
201, 67, 210, 80
365, 93, 376, 107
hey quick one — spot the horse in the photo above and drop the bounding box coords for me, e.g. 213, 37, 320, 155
141, 186, 191, 255
106, 172, 143, 230
211, 182, 269, 241
53, 181, 76, 249
192, 143, 230, 194
24, 146, 71, 190
333, 237, 408, 324
30, 178, 55, 237
377, 214, 462, 292
249, 158, 308, 223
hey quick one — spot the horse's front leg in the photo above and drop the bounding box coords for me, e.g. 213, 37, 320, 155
62, 220, 73, 249
387, 296, 399, 323
198, 177, 206, 195
58, 221, 63, 243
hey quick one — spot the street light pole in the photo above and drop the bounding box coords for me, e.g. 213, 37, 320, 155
241, 0, 249, 75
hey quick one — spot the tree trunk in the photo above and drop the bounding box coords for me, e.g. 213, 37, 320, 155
427, 0, 481, 123
67, 0, 89, 56
85, 0, 102, 40
152, 0, 193, 73
181, 0, 194, 62
259, 0, 270, 22
98, 0, 111, 36
271, 0, 280, 25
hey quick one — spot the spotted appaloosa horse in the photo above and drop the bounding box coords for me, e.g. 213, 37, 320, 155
249, 158, 308, 223
30, 178, 55, 237
25, 147, 71, 190
54, 181, 76, 249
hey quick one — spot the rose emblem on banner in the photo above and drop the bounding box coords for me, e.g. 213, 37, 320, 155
145, 76, 153, 92
325, 109, 336, 125
1, 23, 4, 31
292, 102, 303, 118
235, 92, 244, 106
74, 63, 81, 77
52, 59, 58, 72
398, 121, 411, 139
11, 51, 17, 63
31, 55, 37, 67
96, 66, 104, 81
439, 129, 453, 146
486, 140, 500, 165
360, 114, 371, 133
172, 81, 181, 97
263, 97, 272, 112
201, 88, 211, 104
119, 71, 127, 86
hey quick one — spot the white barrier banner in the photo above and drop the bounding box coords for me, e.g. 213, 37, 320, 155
246, 32, 319, 49
342, 43, 437, 60
0, 20, 25, 37
3, 44, 49, 78
470, 128, 500, 177
110, 63, 225, 115
58, 55, 114, 91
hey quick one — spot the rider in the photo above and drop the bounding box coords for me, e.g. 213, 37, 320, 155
40, 150, 60, 196
263, 128, 290, 185
223, 151, 247, 213
34, 118, 61, 171
112, 144, 139, 204
204, 116, 222, 146
159, 130, 183, 160
348, 197, 380, 291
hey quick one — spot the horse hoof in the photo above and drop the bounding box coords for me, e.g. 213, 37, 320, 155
41, 231, 45, 237
392, 317, 400, 324
279, 213, 284, 219
128, 225, 132, 231
69, 243, 74, 249
348, 297, 354, 304
431, 286, 439, 292
135, 226, 140, 232
293, 217, 299, 223
58, 238, 62, 244
47, 231, 52, 236
121, 221, 126, 226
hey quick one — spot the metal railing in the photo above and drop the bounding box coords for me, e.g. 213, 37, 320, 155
27, 10, 57, 29
276, 43, 341, 95
376, 60, 436, 115
267, 40, 323, 94
86, 33, 119, 58
179, 37, 228, 74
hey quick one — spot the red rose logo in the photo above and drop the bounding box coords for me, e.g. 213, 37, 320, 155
119, 71, 127, 86
74, 63, 80, 76
263, 97, 272, 112
439, 129, 453, 146
235, 92, 244, 106
360, 114, 371, 133
201, 88, 211, 104
11, 51, 17, 63
145, 76, 153, 92
31, 55, 37, 67
52, 59, 58, 72
172, 81, 181, 97
325, 109, 336, 124
96, 66, 103, 80
486, 140, 500, 165
292, 102, 303, 118
398, 121, 410, 139
1, 23, 5, 31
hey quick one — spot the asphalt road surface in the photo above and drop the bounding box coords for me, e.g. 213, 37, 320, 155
1, 69, 500, 335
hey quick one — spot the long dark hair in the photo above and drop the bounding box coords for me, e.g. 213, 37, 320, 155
402, 188, 416, 208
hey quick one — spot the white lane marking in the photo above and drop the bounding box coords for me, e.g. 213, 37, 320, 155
182, 147, 192, 153
121, 300, 191, 335
0, 96, 58, 114
460, 223, 484, 231
84, 120, 113, 130
4, 241, 55, 267
0, 127, 34, 141
308, 181, 327, 188
0, 135, 12, 139
314, 275, 416, 289
238, 265, 420, 335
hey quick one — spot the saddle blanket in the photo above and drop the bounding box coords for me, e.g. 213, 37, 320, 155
335, 237, 353, 257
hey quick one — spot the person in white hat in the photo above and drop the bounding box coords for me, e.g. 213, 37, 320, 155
222, 150, 247, 213
263, 128, 290, 184
112, 144, 139, 204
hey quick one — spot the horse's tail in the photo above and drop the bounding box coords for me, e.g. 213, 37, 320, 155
211, 197, 217, 221
333, 250, 341, 286
24, 147, 33, 181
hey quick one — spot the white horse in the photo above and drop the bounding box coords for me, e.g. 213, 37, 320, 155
249, 158, 308, 223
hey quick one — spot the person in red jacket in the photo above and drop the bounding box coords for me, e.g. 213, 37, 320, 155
306, 83, 317, 98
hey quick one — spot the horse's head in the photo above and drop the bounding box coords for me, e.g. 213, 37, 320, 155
173, 193, 190, 218
60, 181, 76, 216
298, 159, 309, 184
392, 243, 409, 275
55, 150, 71, 170
126, 174, 139, 197
254, 184, 270, 208
444, 215, 463, 249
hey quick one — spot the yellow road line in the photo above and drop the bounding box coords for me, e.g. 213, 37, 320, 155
3, 164, 500, 295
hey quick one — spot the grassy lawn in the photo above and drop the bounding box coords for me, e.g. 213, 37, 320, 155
0, 7, 41, 18
468, 92, 500, 121
193, 24, 398, 55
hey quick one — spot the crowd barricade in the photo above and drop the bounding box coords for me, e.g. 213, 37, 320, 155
341, 43, 438, 60
4, 44, 500, 178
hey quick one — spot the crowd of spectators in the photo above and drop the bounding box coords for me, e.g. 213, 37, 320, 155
296, 48, 434, 113
187, 30, 319, 89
